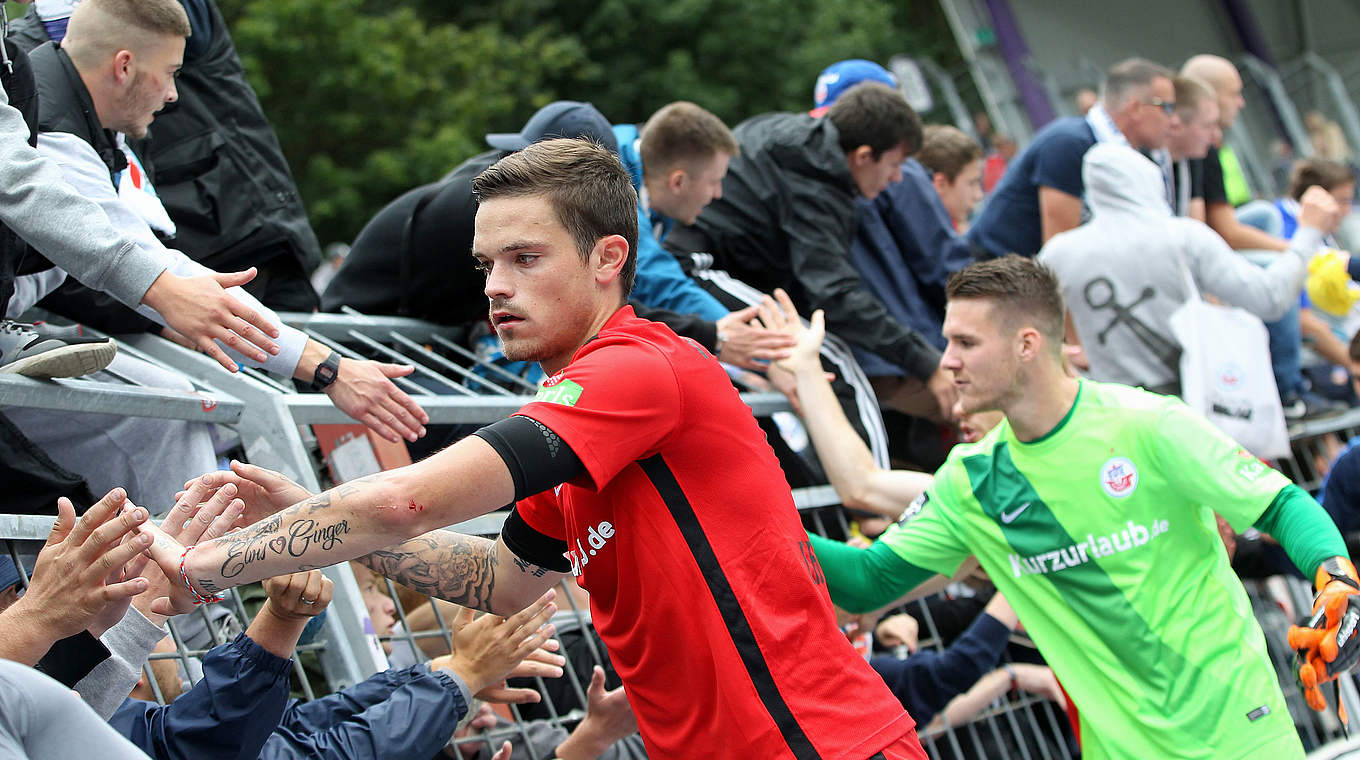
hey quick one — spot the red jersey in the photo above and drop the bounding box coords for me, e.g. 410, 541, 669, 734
515, 307, 916, 759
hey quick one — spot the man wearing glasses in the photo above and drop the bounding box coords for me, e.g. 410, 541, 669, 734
967, 58, 1176, 260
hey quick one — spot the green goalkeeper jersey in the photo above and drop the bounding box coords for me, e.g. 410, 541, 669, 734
880, 380, 1303, 760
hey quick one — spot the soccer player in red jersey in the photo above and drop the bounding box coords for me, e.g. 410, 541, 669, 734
142, 138, 924, 759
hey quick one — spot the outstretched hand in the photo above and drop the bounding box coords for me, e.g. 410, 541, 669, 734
133, 481, 246, 621
714, 304, 797, 370
756, 289, 825, 375
437, 590, 558, 696
181, 460, 313, 528
554, 665, 639, 759
140, 268, 281, 372
324, 358, 429, 443
11, 490, 151, 644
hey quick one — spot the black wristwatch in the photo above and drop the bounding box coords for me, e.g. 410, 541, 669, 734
311, 350, 341, 390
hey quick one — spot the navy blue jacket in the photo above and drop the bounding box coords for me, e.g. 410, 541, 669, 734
848, 159, 972, 376
869, 611, 1011, 724
111, 633, 470, 760
111, 634, 290, 760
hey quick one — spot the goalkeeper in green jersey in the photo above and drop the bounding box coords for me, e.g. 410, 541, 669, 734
760, 256, 1360, 760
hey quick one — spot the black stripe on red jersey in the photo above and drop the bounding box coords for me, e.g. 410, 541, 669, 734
638, 453, 821, 760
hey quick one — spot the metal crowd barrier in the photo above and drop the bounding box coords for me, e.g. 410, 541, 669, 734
7, 310, 1360, 756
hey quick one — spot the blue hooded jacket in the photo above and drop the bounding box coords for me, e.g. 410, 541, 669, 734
613, 123, 728, 322
848, 158, 973, 376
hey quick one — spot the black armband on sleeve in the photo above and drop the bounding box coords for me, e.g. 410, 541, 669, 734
34, 631, 110, 688
473, 415, 585, 501
502, 506, 571, 573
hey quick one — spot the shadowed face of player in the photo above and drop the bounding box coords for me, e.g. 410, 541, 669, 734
474, 194, 627, 374
940, 298, 1024, 415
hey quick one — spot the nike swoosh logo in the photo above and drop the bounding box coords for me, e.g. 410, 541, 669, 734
1000, 501, 1031, 524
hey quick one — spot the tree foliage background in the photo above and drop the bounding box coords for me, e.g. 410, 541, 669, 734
11, 0, 966, 246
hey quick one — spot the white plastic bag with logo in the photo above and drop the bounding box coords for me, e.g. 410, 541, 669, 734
1168, 257, 1289, 459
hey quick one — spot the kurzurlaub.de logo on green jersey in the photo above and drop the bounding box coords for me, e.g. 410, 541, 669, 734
535, 377, 584, 407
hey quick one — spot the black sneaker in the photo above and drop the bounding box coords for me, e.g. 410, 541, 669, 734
1281, 390, 1348, 422
0, 320, 116, 379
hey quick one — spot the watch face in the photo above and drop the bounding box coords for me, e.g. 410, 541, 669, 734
314, 353, 340, 388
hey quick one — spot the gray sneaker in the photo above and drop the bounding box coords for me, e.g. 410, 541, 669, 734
0, 320, 116, 378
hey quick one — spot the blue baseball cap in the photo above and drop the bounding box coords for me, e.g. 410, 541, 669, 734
485, 101, 619, 154
0, 556, 20, 594
811, 59, 898, 116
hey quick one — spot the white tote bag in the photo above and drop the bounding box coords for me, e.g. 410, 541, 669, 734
1167, 257, 1290, 459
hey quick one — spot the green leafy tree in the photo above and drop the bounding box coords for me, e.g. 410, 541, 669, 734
225, 0, 591, 244
220, 0, 961, 245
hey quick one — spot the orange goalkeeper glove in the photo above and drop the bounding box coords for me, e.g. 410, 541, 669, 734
1288, 556, 1360, 714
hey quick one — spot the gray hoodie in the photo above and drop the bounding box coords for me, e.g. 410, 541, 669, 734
1038, 142, 1320, 390
0, 66, 166, 308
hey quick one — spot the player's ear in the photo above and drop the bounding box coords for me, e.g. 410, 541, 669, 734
592, 234, 629, 285
1016, 326, 1042, 361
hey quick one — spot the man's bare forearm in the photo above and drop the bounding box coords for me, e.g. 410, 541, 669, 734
167, 436, 516, 595
176, 478, 391, 594
360, 532, 498, 612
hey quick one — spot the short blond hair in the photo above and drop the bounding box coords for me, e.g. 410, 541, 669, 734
639, 102, 738, 174
64, 0, 189, 69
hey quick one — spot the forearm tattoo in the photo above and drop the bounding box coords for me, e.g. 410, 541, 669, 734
360, 532, 498, 611
202, 483, 367, 586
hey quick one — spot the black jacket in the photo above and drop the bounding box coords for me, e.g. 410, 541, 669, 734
685, 112, 941, 380
27, 41, 158, 334
322, 150, 499, 326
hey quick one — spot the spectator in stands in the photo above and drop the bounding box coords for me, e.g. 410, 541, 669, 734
1307, 111, 1352, 164
322, 100, 786, 374
9, 0, 324, 312
796, 62, 967, 440
1180, 55, 1272, 240
1319, 334, 1360, 538
1039, 143, 1342, 398
0, 0, 279, 380
29, 482, 246, 719
0, 555, 22, 614
671, 79, 949, 474
916, 125, 985, 233
22, 0, 428, 444
779, 255, 1360, 758
966, 58, 1175, 259
1278, 159, 1358, 400
372, 579, 646, 758
1166, 75, 1220, 217
150, 139, 928, 758
111, 571, 557, 760
613, 101, 793, 365
972, 110, 994, 152
1182, 55, 1352, 420
447, 669, 645, 760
